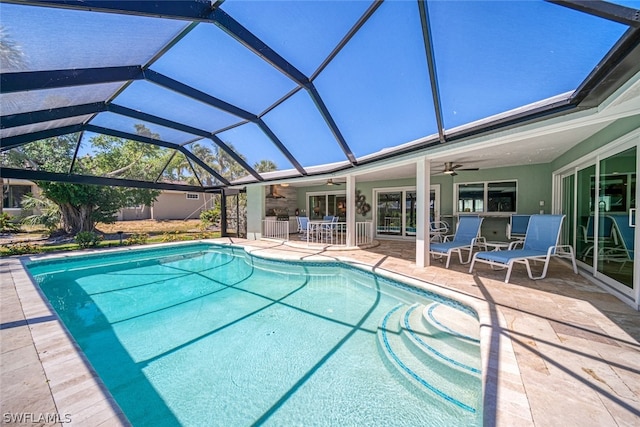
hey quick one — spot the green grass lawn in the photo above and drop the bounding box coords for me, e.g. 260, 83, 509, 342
1, 229, 221, 257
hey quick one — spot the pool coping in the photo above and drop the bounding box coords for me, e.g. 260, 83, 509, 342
3, 256, 130, 426
3, 238, 531, 426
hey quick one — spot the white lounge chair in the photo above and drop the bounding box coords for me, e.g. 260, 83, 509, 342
469, 214, 577, 283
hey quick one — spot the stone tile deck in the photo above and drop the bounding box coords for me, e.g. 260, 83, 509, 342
1, 239, 639, 426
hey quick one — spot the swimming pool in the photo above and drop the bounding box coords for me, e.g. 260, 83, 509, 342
27, 242, 483, 426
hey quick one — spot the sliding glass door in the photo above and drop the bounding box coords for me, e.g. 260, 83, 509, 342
375, 186, 440, 239
308, 192, 346, 220
596, 147, 636, 290
562, 140, 637, 301
376, 191, 403, 236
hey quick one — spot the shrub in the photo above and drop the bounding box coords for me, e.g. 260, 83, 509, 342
126, 233, 149, 246
200, 208, 220, 228
161, 231, 182, 242
75, 231, 103, 249
19, 194, 61, 233
3, 242, 41, 256
195, 231, 217, 240
0, 213, 20, 233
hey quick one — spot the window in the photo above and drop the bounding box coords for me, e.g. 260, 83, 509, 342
458, 183, 484, 213
3, 185, 32, 209
487, 182, 516, 212
307, 191, 346, 220
186, 193, 199, 200
456, 181, 517, 213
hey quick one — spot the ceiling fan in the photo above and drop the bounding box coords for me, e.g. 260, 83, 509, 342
326, 178, 342, 186
442, 162, 478, 176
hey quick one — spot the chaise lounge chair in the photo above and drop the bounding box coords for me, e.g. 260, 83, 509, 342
430, 216, 483, 268
469, 214, 577, 283
506, 214, 530, 247
580, 215, 615, 260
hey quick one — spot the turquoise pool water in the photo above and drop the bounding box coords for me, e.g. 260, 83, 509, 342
28, 243, 482, 426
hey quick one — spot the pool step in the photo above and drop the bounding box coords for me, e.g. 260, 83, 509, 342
422, 302, 480, 343
377, 303, 481, 414
406, 303, 481, 375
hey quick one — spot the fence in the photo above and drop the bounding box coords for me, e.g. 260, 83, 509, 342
262, 220, 373, 247
262, 219, 289, 241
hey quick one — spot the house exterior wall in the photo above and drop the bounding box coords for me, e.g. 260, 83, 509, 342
3, 183, 212, 222
150, 191, 211, 220
290, 164, 550, 240
551, 115, 640, 171
2, 179, 40, 218
117, 206, 151, 221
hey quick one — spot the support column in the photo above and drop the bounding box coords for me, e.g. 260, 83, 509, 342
416, 157, 431, 267
245, 185, 265, 240
346, 175, 356, 247
220, 189, 227, 238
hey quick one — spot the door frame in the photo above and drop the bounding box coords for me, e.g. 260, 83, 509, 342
553, 129, 640, 307
372, 185, 441, 240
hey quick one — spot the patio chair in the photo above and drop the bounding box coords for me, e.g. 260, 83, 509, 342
429, 220, 450, 242
320, 215, 340, 243
506, 214, 530, 247
469, 214, 577, 283
579, 215, 615, 260
599, 214, 634, 268
429, 216, 483, 268
296, 216, 309, 240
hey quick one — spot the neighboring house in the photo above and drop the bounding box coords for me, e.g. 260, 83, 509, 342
3, 180, 212, 221
1, 179, 39, 218
117, 190, 215, 221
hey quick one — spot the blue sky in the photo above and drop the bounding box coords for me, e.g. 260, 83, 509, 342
1, 0, 634, 174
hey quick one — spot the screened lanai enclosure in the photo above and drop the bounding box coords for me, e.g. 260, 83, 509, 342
2, 0, 639, 190
2, 1, 640, 302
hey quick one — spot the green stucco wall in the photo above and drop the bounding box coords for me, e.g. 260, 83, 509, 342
551, 114, 640, 171
291, 164, 550, 240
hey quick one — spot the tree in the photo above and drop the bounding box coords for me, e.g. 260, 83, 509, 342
186, 142, 249, 183
20, 194, 61, 233
2, 129, 166, 234
254, 159, 278, 173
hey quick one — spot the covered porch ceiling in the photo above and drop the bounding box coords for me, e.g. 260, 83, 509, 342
2, 0, 640, 192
